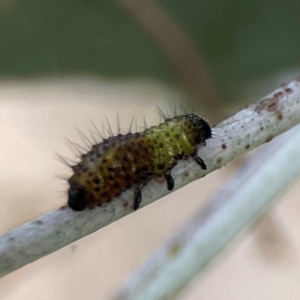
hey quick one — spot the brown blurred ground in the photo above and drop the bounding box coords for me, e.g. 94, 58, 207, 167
0, 77, 300, 300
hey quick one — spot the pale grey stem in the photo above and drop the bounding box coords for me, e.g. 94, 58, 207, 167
112, 122, 300, 300
1, 77, 300, 278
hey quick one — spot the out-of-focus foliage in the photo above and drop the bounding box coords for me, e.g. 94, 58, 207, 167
1, 0, 300, 99
0, 1, 170, 78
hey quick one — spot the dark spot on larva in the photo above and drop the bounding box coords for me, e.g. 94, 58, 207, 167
141, 166, 148, 172
216, 157, 222, 164
88, 172, 93, 177
82, 167, 88, 173
100, 192, 108, 197
172, 145, 177, 150
123, 201, 129, 208
133, 150, 140, 157
96, 153, 101, 158
93, 178, 100, 184
60, 205, 68, 210
157, 163, 165, 170
260, 127, 264, 131
165, 132, 170, 137
175, 134, 180, 139
266, 135, 273, 143
285, 88, 292, 93
159, 142, 163, 148
102, 159, 107, 163
108, 175, 113, 181
9, 237, 15, 242
245, 144, 250, 150
132, 178, 140, 184
36, 220, 43, 225
277, 112, 283, 120
95, 187, 100, 192
107, 167, 114, 172
221, 144, 227, 150
114, 182, 120, 189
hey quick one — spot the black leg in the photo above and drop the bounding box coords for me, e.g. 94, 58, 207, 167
133, 189, 142, 211
133, 181, 149, 211
165, 170, 174, 191
195, 157, 207, 170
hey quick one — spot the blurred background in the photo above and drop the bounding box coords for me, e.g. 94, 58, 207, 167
1, 0, 300, 299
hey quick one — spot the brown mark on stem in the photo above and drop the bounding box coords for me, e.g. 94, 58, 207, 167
255, 96, 279, 113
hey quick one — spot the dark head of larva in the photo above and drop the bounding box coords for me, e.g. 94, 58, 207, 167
68, 179, 87, 211
185, 114, 212, 145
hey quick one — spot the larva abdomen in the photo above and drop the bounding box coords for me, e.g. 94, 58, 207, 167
67, 114, 212, 211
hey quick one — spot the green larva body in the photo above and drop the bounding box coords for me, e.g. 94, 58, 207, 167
68, 114, 212, 211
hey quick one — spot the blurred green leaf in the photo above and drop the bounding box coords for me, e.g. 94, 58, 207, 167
1, 0, 300, 99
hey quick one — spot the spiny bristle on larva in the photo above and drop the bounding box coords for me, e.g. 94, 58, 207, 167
66, 113, 212, 211
156, 105, 194, 120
